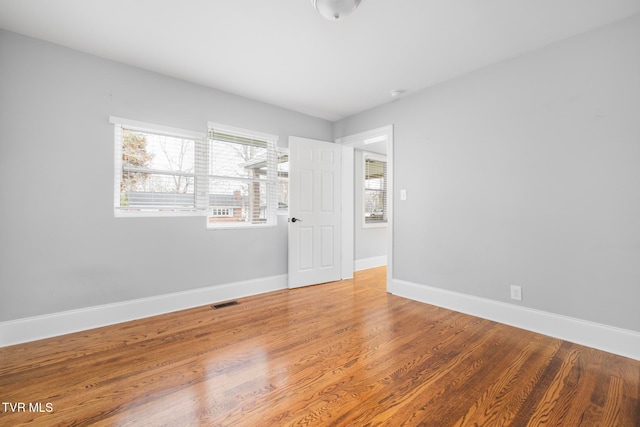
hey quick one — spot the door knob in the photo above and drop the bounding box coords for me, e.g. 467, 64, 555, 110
290, 217, 302, 223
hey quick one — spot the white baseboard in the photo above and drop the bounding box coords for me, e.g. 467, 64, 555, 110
389, 279, 640, 361
355, 256, 387, 271
0, 274, 288, 348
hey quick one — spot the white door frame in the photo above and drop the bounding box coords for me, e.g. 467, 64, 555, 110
336, 125, 394, 289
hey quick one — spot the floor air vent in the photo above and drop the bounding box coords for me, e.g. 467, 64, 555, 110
212, 301, 239, 310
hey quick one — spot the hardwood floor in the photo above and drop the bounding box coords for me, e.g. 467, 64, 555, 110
1, 267, 638, 426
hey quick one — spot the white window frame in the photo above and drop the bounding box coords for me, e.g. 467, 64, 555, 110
111, 117, 207, 218
363, 152, 388, 228
206, 122, 279, 230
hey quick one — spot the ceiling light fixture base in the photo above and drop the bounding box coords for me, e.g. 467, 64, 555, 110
311, 0, 361, 21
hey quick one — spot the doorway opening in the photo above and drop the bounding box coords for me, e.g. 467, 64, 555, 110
336, 125, 394, 290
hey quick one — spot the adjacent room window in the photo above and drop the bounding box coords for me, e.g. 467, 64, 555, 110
363, 152, 388, 226
207, 122, 278, 228
111, 117, 206, 216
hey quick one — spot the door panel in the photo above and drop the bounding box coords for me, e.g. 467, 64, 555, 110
288, 137, 342, 288
300, 169, 314, 212
320, 226, 334, 268
299, 227, 314, 271
321, 171, 334, 212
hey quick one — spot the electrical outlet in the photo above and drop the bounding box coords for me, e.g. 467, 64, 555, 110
510, 285, 522, 301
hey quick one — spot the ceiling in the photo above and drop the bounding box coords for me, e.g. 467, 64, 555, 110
1, 0, 639, 122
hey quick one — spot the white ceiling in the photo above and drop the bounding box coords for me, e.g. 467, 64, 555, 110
1, 0, 639, 121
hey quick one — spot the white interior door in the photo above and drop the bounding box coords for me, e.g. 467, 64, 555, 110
288, 136, 342, 288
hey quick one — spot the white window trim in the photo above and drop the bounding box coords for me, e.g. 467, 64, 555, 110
110, 117, 206, 140
110, 117, 207, 218
363, 152, 388, 229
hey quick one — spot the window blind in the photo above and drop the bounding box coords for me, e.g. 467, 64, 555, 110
364, 153, 387, 225
207, 123, 278, 227
112, 118, 207, 216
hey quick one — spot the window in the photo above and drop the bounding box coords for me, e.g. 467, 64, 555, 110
363, 152, 387, 226
112, 117, 206, 216
207, 122, 278, 228
111, 117, 278, 228
277, 149, 289, 213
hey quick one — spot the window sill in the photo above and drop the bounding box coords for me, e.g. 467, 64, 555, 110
206, 223, 277, 231
115, 210, 206, 218
363, 222, 388, 229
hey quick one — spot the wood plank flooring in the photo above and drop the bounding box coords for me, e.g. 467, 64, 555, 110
1, 267, 638, 426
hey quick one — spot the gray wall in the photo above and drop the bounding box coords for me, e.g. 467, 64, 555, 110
0, 30, 332, 322
354, 149, 387, 262
335, 15, 640, 332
